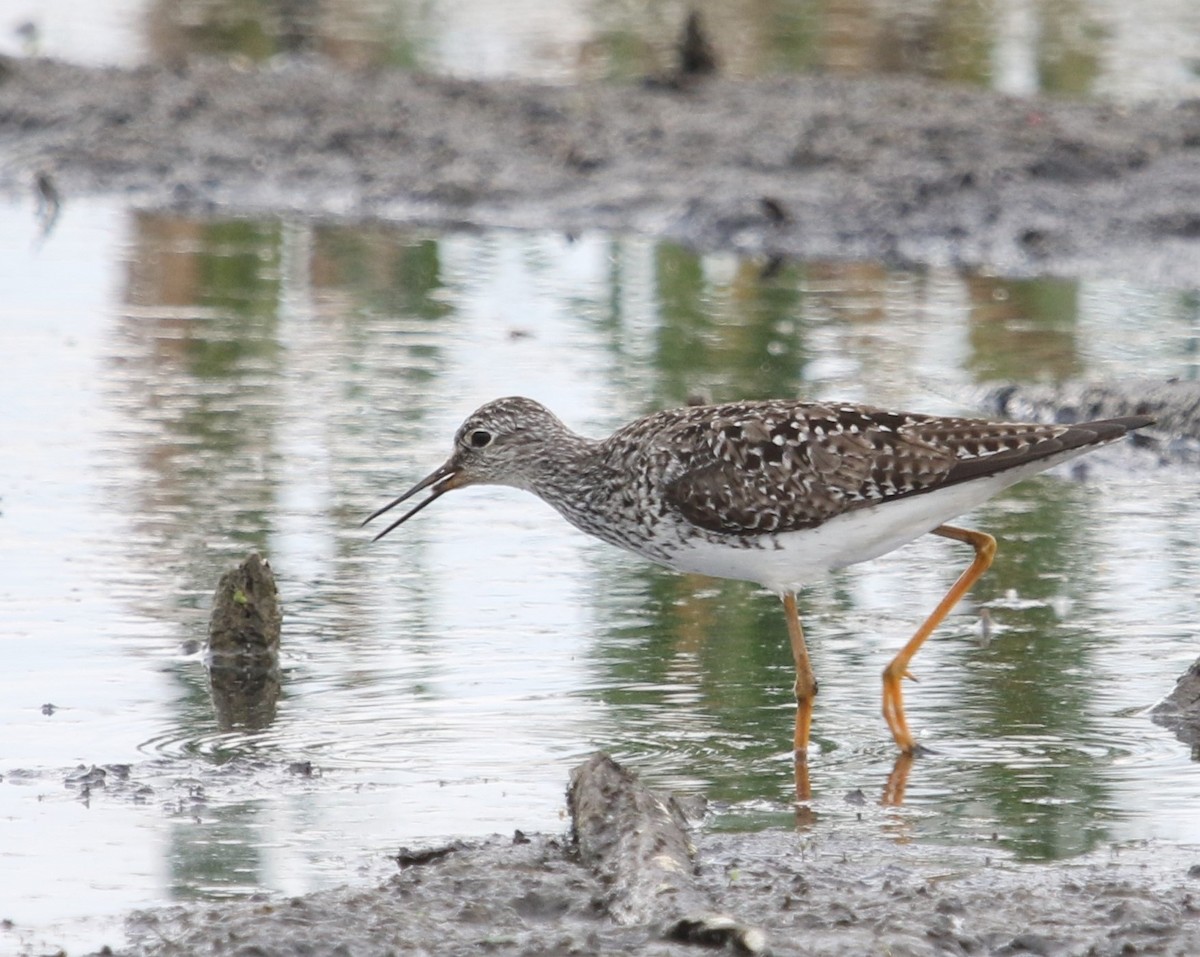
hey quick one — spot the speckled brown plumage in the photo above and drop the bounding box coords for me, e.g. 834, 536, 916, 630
618, 401, 1088, 535
366, 396, 1149, 576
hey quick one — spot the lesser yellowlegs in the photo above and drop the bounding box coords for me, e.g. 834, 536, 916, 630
364, 397, 1152, 761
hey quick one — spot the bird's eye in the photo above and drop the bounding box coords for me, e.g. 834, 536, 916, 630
468, 429, 493, 448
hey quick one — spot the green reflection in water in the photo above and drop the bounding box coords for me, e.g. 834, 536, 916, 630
119, 216, 282, 560
926, 0, 992, 86
142, 0, 1120, 99
179, 219, 282, 380
589, 560, 796, 800
1036, 0, 1103, 95
942, 483, 1116, 859
653, 244, 805, 404
310, 224, 451, 425
314, 226, 448, 324
120, 215, 285, 553
174, 0, 275, 62
965, 273, 1082, 383
759, 4, 819, 74
148, 0, 421, 67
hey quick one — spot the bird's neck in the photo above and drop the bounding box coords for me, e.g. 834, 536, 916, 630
523, 429, 612, 529
524, 429, 598, 494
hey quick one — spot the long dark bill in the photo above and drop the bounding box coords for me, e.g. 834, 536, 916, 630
362, 462, 461, 542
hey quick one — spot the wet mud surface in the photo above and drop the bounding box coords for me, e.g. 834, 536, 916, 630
112, 754, 1200, 957
4, 56, 1200, 956
2, 57, 1200, 285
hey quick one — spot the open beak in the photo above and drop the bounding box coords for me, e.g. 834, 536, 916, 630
362, 461, 466, 541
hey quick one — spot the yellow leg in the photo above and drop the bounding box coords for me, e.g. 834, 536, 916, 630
793, 758, 812, 804
882, 524, 996, 754
783, 592, 816, 801
783, 592, 817, 754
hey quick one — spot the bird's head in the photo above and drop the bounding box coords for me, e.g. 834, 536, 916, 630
363, 397, 568, 540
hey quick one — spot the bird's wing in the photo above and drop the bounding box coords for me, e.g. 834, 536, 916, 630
661, 403, 1076, 536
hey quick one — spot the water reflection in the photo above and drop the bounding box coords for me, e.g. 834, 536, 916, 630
119, 215, 282, 532
167, 799, 266, 900
652, 244, 806, 403
965, 274, 1082, 382
106, 214, 1198, 845
119, 0, 1200, 102
938, 484, 1115, 858
4, 203, 1199, 941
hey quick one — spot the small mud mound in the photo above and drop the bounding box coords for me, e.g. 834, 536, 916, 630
206, 552, 282, 731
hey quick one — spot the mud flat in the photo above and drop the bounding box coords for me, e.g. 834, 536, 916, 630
2, 57, 1200, 285
107, 753, 1200, 957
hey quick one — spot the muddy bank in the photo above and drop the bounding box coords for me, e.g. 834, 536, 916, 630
109, 753, 1200, 957
2, 57, 1200, 285
977, 379, 1200, 466
982, 380, 1200, 437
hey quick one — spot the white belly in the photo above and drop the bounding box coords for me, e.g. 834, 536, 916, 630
656, 460, 1060, 594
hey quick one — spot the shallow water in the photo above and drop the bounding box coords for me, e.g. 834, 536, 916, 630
1, 198, 1198, 949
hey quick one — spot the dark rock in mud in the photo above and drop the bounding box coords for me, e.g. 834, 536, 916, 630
2, 58, 1200, 285
1152, 657, 1200, 756
675, 11, 719, 79
205, 552, 281, 731
394, 840, 466, 868
569, 752, 766, 952
569, 752, 704, 924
